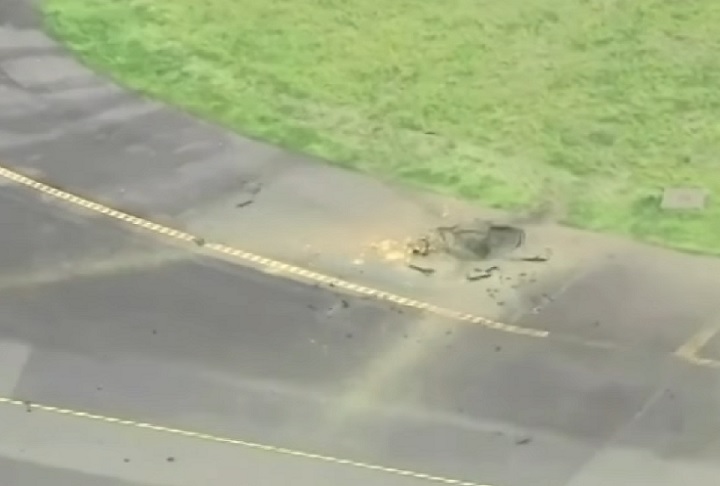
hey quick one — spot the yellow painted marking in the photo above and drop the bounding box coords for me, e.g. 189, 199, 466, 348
0, 164, 546, 338
0, 396, 490, 486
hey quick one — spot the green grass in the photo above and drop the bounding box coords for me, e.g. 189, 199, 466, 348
43, 0, 720, 254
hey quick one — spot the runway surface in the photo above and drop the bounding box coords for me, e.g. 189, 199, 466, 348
2, 2, 720, 484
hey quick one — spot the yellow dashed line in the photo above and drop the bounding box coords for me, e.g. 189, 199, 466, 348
0, 165, 547, 338
0, 396, 490, 486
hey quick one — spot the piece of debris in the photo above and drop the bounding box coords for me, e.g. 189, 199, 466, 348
193, 237, 205, 247
234, 180, 263, 208
408, 236, 432, 257
519, 255, 548, 262
515, 437, 532, 445
341, 299, 349, 308
408, 264, 435, 276
466, 265, 499, 281
661, 187, 708, 210
24, 400, 32, 412
167, 457, 175, 463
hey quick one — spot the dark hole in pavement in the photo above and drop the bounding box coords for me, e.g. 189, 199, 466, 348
409, 220, 526, 262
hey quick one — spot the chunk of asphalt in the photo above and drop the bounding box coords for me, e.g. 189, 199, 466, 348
520, 255, 548, 262
408, 264, 435, 276
466, 265, 499, 281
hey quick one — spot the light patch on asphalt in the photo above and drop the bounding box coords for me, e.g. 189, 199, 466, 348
675, 317, 720, 368
0, 248, 191, 292
319, 314, 453, 433
0, 340, 30, 395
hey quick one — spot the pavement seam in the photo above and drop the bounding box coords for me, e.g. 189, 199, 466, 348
0, 164, 547, 338
0, 397, 491, 486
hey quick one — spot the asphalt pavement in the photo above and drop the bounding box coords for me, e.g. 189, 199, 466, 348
2, 174, 720, 486
2, 2, 720, 485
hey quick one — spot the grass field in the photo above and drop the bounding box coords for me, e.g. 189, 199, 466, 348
43, 0, 720, 254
